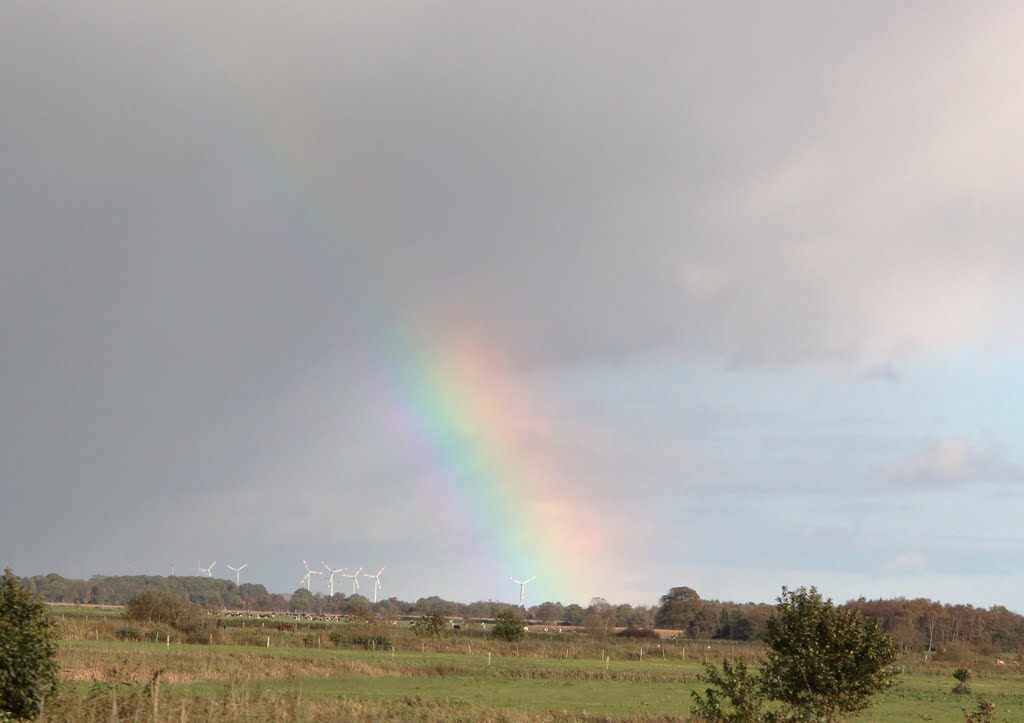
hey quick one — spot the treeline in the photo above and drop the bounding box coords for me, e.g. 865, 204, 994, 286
20, 573, 287, 612
846, 597, 1024, 655
21, 573, 1024, 653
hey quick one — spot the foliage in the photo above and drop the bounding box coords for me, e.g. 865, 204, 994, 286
352, 634, 392, 650
124, 589, 199, 630
690, 658, 764, 722
616, 626, 660, 639
952, 667, 973, 695
412, 612, 450, 639
491, 610, 526, 642
0, 568, 60, 720
655, 586, 701, 631
115, 625, 144, 641
761, 586, 899, 722
963, 696, 995, 723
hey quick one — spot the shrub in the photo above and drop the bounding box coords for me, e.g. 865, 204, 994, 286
761, 586, 899, 721
411, 612, 450, 639
964, 696, 995, 723
0, 569, 60, 720
351, 635, 391, 650
690, 658, 764, 723
617, 626, 660, 639
124, 590, 198, 631
491, 611, 526, 642
115, 626, 144, 641
952, 667, 973, 695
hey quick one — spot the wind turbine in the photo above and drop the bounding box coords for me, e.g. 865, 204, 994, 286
226, 563, 247, 585
510, 575, 536, 607
341, 567, 363, 595
362, 567, 386, 603
322, 562, 347, 597
300, 560, 323, 591
198, 561, 216, 577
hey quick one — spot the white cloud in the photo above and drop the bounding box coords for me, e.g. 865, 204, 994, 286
892, 438, 1024, 488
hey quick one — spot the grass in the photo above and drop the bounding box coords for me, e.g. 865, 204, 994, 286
44, 606, 1024, 721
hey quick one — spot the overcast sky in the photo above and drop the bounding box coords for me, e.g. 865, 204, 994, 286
5, 1, 1024, 609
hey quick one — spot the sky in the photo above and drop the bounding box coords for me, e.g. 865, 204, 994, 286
4, 1, 1024, 610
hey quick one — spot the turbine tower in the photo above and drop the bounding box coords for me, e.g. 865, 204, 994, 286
198, 561, 216, 577
362, 567, 386, 603
341, 567, 363, 595
510, 575, 536, 607
226, 563, 247, 585
300, 560, 323, 591
322, 562, 347, 597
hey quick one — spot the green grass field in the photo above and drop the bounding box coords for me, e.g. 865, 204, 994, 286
46, 605, 1024, 721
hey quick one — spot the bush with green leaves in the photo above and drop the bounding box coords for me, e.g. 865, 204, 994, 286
963, 696, 995, 723
692, 586, 899, 722
124, 589, 197, 628
411, 611, 450, 639
760, 586, 899, 722
490, 610, 526, 642
952, 667, 973, 695
0, 569, 60, 720
123, 589, 217, 642
617, 625, 660, 639
690, 657, 764, 723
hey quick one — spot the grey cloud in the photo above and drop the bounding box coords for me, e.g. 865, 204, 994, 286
7, 2, 1024, 373
5, 2, 1024, 602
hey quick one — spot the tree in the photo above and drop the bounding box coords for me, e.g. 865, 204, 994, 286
563, 603, 585, 626
411, 611, 450, 639
491, 610, 526, 642
761, 586, 899, 721
655, 586, 702, 632
290, 588, 313, 613
0, 569, 60, 720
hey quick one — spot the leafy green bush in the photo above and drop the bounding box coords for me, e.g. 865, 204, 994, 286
761, 586, 899, 721
411, 612, 450, 639
690, 658, 764, 723
351, 635, 392, 650
617, 626, 660, 639
0, 569, 60, 720
953, 667, 973, 695
115, 626, 143, 641
490, 610, 526, 642
963, 696, 995, 723
124, 589, 198, 630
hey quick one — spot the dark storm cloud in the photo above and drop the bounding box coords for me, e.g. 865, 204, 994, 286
5, 2, 1024, 604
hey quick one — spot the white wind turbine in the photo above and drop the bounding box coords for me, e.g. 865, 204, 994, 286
300, 560, 323, 591
510, 575, 536, 607
362, 567, 386, 603
226, 563, 247, 585
341, 567, 363, 595
198, 561, 216, 577
322, 562, 347, 597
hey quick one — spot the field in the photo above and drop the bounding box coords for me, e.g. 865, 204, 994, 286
43, 605, 1024, 721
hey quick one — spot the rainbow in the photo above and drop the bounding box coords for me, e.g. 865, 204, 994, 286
173, 37, 599, 603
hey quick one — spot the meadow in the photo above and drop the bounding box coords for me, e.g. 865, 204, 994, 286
43, 605, 1024, 721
